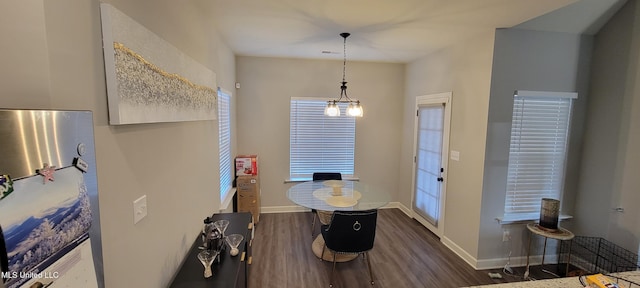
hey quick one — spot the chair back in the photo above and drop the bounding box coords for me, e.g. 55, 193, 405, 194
323, 210, 377, 254
312, 172, 342, 181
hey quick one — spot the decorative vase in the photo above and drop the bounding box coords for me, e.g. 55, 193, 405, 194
539, 198, 560, 230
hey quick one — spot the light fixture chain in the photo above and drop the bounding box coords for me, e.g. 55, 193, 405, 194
343, 34, 347, 83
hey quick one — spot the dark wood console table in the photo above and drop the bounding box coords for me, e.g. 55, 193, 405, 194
170, 212, 253, 288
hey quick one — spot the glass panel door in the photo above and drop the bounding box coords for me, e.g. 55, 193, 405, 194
413, 104, 444, 227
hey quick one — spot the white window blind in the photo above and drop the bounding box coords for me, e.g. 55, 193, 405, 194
218, 89, 233, 202
290, 98, 355, 179
504, 90, 577, 220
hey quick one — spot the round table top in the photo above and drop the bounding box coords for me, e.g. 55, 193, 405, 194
287, 180, 390, 211
526, 222, 575, 240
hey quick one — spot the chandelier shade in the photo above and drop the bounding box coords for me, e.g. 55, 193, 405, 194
324, 100, 340, 116
325, 32, 363, 117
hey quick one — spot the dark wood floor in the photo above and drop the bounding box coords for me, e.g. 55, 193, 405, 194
249, 208, 527, 288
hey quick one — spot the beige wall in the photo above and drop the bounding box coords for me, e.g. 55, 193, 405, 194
478, 28, 593, 268
1, 0, 236, 287
575, 0, 640, 253
401, 3, 640, 269
604, 0, 640, 252
0, 1, 51, 107
403, 30, 495, 265
235, 56, 404, 210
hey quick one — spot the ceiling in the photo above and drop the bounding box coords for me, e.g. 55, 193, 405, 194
211, 0, 626, 63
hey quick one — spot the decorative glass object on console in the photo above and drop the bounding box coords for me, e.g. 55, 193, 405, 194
202, 217, 215, 249
213, 219, 229, 237
197, 250, 219, 278
201, 216, 225, 265
225, 234, 244, 256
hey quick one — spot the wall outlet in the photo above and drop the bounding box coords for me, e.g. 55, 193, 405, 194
133, 195, 147, 224
502, 230, 510, 242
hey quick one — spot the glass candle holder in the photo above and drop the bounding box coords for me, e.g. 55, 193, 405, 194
197, 250, 218, 278
225, 234, 244, 256
213, 219, 230, 237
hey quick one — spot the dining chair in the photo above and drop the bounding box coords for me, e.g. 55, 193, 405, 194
321, 209, 378, 287
311, 172, 342, 235
312, 172, 343, 181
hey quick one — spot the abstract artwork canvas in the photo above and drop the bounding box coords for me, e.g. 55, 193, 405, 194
100, 3, 217, 125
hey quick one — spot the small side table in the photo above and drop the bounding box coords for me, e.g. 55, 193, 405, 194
524, 223, 575, 279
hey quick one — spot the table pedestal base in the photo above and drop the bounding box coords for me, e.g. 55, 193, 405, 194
311, 234, 358, 262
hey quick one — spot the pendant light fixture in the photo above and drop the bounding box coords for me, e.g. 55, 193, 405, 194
324, 32, 363, 117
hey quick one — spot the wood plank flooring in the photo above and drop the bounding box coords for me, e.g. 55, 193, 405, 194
249, 208, 525, 288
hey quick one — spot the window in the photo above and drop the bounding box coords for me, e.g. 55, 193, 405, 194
289, 98, 355, 180
218, 88, 233, 205
503, 90, 577, 221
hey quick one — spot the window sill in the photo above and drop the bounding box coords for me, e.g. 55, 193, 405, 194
496, 214, 573, 225
220, 187, 237, 210
284, 176, 360, 183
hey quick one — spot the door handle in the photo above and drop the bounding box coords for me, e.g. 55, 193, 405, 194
437, 177, 443, 182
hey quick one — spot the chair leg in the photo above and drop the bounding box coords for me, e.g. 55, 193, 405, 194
330, 253, 337, 287
311, 212, 317, 235
365, 252, 375, 285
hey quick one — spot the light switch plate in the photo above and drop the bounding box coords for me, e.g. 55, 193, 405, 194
133, 195, 147, 224
450, 150, 460, 161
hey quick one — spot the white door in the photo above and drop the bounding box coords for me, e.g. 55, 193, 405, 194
411, 92, 451, 238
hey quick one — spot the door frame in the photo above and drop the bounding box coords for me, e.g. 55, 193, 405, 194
410, 92, 452, 238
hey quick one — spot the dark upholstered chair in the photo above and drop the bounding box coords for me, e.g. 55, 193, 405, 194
312, 172, 343, 181
311, 173, 342, 235
321, 209, 378, 287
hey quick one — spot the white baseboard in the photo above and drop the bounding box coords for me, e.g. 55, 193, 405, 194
260, 205, 310, 214
441, 236, 554, 270
382, 201, 412, 217
441, 236, 480, 269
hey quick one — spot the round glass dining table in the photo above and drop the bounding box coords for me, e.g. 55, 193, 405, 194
287, 180, 390, 262
286, 180, 390, 212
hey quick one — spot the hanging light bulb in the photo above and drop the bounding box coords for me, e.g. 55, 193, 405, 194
324, 100, 340, 116
324, 32, 363, 117
347, 101, 363, 117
